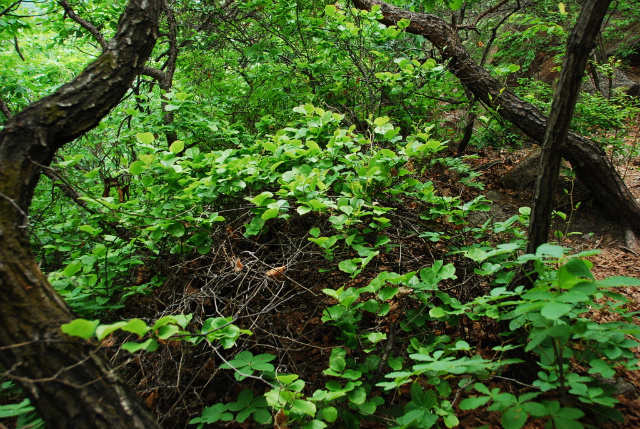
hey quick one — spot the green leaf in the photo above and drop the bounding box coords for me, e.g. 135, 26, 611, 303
338, 259, 359, 274
322, 406, 338, 423
535, 244, 565, 258
540, 301, 572, 320
252, 407, 272, 424
120, 319, 151, 337
292, 399, 316, 416
167, 221, 186, 237
157, 324, 179, 339
62, 260, 83, 277
598, 276, 640, 287
378, 287, 399, 301
459, 396, 491, 410
502, 405, 528, 429
429, 307, 446, 318
169, 140, 184, 154
61, 319, 99, 339
262, 208, 280, 220
297, 205, 312, 215
562, 259, 593, 279
444, 413, 459, 428
122, 338, 158, 353
129, 160, 146, 175
0, 398, 34, 418
190, 403, 233, 424
95, 321, 128, 340
347, 387, 366, 405
136, 132, 155, 144
325, 4, 337, 15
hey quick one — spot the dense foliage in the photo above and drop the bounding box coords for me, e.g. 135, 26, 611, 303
2, 0, 640, 428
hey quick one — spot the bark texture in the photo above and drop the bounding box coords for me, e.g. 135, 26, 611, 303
527, 0, 612, 252
351, 0, 640, 231
0, 0, 164, 427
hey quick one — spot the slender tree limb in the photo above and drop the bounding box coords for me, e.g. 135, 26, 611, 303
458, 0, 511, 30
13, 35, 25, 61
0, 0, 21, 18
0, 96, 12, 121
59, 0, 107, 50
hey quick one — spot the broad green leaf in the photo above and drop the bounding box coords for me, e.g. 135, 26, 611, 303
167, 221, 186, 237
297, 205, 312, 215
169, 140, 184, 154
429, 307, 446, 318
444, 413, 459, 428
598, 276, 640, 287
540, 301, 572, 320
325, 4, 337, 15
535, 243, 565, 258
322, 406, 338, 423
292, 399, 316, 416
338, 259, 359, 274
502, 405, 528, 429
459, 396, 491, 410
129, 160, 145, 175
120, 319, 151, 337
95, 321, 128, 340
136, 132, 155, 144
61, 319, 99, 339
378, 286, 398, 301
262, 208, 279, 220
157, 324, 179, 339
189, 403, 232, 424
347, 387, 367, 405
62, 260, 83, 277
122, 338, 158, 353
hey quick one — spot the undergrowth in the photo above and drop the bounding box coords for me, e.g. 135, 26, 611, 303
7, 104, 639, 429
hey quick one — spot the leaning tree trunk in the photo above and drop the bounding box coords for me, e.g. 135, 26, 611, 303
351, 0, 640, 232
0, 0, 164, 427
528, 0, 612, 253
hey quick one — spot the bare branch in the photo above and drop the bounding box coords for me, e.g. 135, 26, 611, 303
0, 97, 11, 121
458, 0, 511, 30
59, 0, 107, 50
0, 0, 21, 18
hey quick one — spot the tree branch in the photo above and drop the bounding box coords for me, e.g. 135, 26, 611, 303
59, 0, 107, 50
0, 0, 21, 18
0, 96, 12, 121
458, 0, 511, 30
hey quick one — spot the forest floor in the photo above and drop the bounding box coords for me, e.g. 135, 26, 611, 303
462, 145, 640, 428
3, 145, 640, 429
114, 142, 640, 429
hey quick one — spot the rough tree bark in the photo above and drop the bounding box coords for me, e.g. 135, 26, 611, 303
527, 0, 612, 253
351, 0, 640, 232
0, 0, 164, 427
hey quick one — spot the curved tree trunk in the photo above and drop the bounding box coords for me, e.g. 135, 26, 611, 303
0, 0, 164, 427
351, 0, 640, 232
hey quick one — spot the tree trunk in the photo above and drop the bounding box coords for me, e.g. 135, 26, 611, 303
0, 0, 164, 427
351, 0, 640, 232
527, 0, 612, 253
